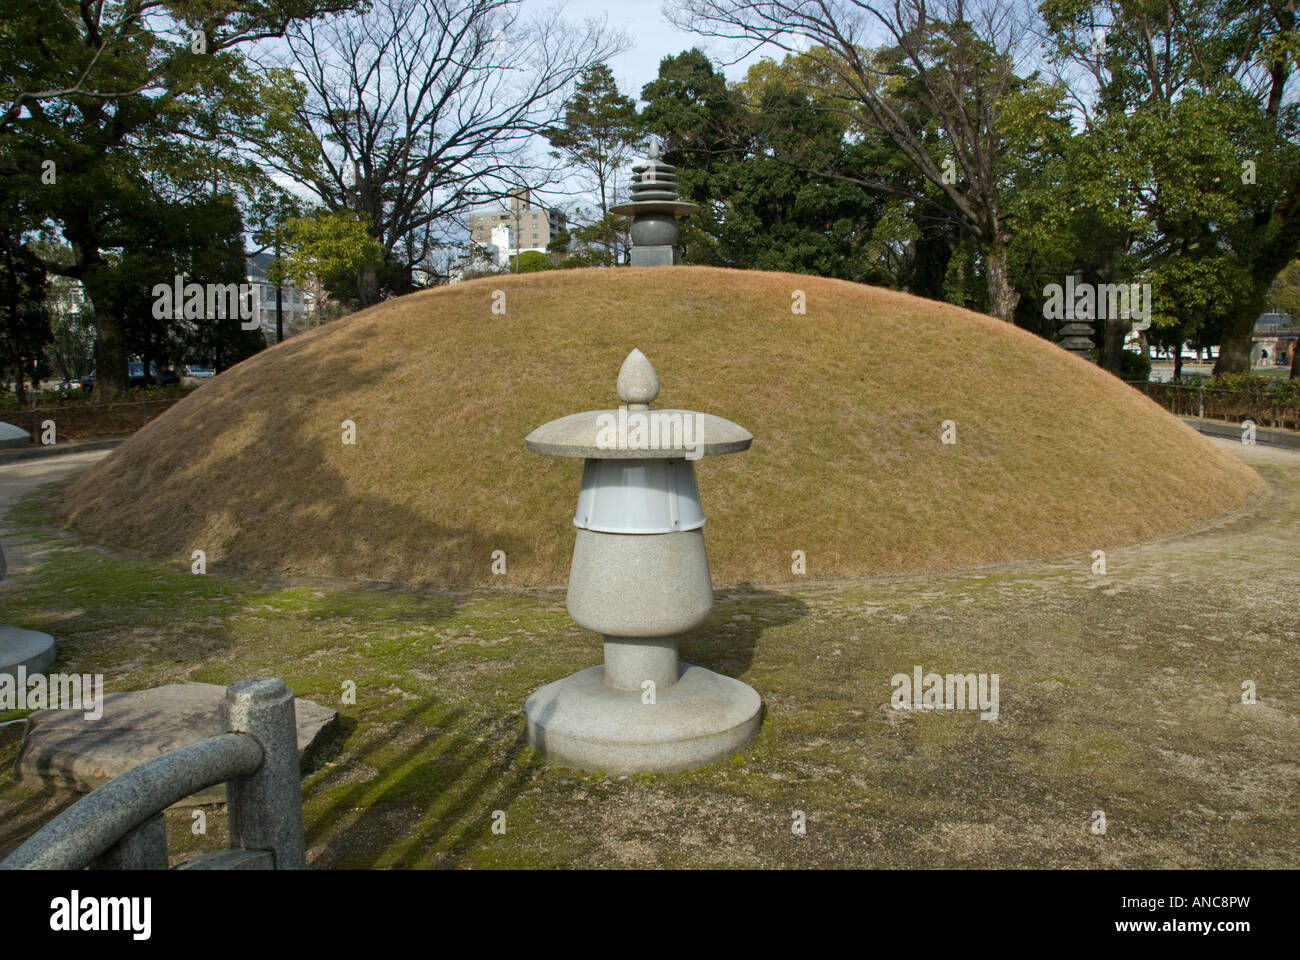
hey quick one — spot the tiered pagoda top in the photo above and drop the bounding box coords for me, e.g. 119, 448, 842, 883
610, 140, 700, 219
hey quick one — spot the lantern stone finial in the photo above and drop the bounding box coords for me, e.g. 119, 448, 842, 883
647, 137, 662, 160
616, 348, 659, 408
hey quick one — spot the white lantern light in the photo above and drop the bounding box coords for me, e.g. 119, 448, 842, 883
573, 458, 705, 534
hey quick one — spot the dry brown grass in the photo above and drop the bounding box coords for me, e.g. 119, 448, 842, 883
61, 266, 1263, 587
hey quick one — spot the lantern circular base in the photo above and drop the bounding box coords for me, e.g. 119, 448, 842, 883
524, 663, 761, 774
0, 624, 57, 682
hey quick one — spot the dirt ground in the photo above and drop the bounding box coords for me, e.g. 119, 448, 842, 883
1, 438, 1296, 868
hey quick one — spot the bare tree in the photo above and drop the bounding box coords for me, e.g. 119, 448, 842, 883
250, 0, 623, 303
670, 0, 1048, 321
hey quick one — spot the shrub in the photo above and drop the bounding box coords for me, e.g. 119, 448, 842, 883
1120, 349, 1152, 383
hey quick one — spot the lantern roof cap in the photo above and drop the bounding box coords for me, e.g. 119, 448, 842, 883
525, 349, 752, 459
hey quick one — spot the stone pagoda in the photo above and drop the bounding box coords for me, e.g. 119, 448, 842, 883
610, 139, 700, 267
1058, 318, 1096, 362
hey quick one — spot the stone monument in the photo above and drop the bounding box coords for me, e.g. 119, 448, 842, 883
1058, 273, 1096, 361
0, 541, 57, 683
609, 139, 700, 267
1059, 317, 1096, 362
522, 349, 762, 774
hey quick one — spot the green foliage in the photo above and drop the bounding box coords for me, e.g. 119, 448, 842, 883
546, 64, 642, 215
1038, 0, 1300, 373
283, 210, 385, 307
1119, 349, 1152, 383
510, 250, 552, 273
1268, 261, 1300, 320
640, 50, 892, 281
0, 0, 359, 394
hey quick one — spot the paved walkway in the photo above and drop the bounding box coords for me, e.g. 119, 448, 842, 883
0, 449, 113, 575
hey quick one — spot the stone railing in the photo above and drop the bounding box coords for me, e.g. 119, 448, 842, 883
1, 678, 306, 870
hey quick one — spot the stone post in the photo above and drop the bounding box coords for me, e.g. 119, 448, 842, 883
222, 678, 307, 869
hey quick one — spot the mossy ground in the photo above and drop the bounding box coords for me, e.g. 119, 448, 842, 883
2, 440, 1297, 868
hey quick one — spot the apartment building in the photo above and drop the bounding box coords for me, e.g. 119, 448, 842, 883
468, 189, 566, 264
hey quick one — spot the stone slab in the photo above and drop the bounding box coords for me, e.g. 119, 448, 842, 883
0, 421, 30, 450
0, 624, 57, 682
525, 662, 761, 774
17, 682, 338, 806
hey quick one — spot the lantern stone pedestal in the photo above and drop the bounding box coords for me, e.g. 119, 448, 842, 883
0, 542, 57, 683
525, 662, 761, 775
523, 350, 762, 774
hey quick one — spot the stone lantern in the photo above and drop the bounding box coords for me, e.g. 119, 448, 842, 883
610, 139, 699, 267
523, 349, 762, 773
0, 541, 56, 684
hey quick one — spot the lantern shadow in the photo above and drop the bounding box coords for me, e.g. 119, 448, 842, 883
304, 696, 533, 869
678, 588, 808, 678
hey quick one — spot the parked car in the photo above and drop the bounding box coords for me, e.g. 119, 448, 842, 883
184, 365, 215, 379
79, 363, 180, 392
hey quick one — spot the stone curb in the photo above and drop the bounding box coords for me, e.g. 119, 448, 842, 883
0, 437, 126, 464
1181, 418, 1300, 450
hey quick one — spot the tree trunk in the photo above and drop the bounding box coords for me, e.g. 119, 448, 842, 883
985, 237, 1020, 322
358, 264, 379, 307
1291, 338, 1298, 379
1214, 293, 1265, 376
10, 344, 24, 405
88, 299, 128, 401
1173, 350, 1183, 381
68, 237, 129, 400
1101, 318, 1127, 375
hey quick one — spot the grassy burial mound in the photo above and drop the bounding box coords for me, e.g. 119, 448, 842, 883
62, 267, 1262, 588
